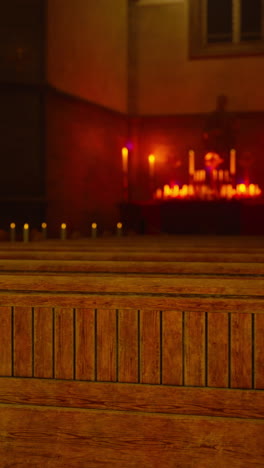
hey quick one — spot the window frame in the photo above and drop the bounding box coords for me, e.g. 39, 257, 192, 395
189, 0, 264, 59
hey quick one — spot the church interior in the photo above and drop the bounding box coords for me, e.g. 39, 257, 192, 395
0, 0, 264, 466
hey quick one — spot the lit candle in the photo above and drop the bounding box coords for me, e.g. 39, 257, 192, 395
91, 222, 97, 238
148, 154, 155, 179
60, 223, 67, 240
230, 149, 236, 175
212, 170, 217, 181
218, 170, 224, 181
122, 147, 128, 173
116, 222, 123, 236
188, 150, 195, 176
23, 223, 29, 243
10, 222, 16, 242
41, 222, 47, 239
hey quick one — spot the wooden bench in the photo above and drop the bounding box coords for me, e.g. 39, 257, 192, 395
0, 270, 263, 467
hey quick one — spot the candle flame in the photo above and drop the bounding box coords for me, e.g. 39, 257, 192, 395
117, 222, 122, 229
24, 223, 29, 230
41, 222, 47, 229
61, 223, 66, 229
10, 223, 16, 229
91, 223, 97, 229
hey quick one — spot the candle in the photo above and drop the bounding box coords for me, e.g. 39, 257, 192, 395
91, 222, 97, 238
23, 223, 29, 243
218, 170, 224, 181
230, 149, 236, 175
122, 147, 128, 173
148, 154, 155, 178
60, 223, 67, 240
41, 222, 47, 239
188, 150, 195, 176
116, 222, 123, 236
10, 223, 16, 242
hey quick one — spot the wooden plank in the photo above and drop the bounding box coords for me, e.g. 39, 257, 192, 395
34, 307, 53, 378
13, 306, 32, 377
207, 312, 229, 388
184, 311, 205, 386
231, 313, 252, 389
140, 310, 160, 384
2, 259, 264, 275
162, 310, 183, 385
0, 405, 263, 467
118, 309, 138, 383
0, 378, 263, 420
54, 308, 74, 380
75, 308, 95, 381
0, 306, 12, 376
1, 291, 264, 314
96, 309, 117, 382
0, 274, 264, 298
255, 314, 264, 389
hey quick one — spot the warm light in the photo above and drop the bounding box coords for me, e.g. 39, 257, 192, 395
188, 150, 195, 176
24, 223, 29, 230
122, 147, 128, 173
164, 184, 171, 198
237, 183, 246, 194
117, 222, 122, 229
61, 223, 66, 229
249, 184, 256, 196
91, 223, 97, 229
230, 149, 236, 175
172, 185, 179, 197
10, 223, 16, 229
148, 154, 155, 178
41, 222, 47, 229
155, 188, 163, 199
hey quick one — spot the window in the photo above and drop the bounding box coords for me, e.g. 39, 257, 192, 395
189, 0, 264, 58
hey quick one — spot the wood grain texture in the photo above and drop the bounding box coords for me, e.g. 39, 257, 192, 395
0, 378, 263, 419
140, 310, 160, 384
75, 308, 95, 381
34, 307, 53, 378
162, 310, 183, 385
0, 405, 263, 468
54, 308, 74, 380
118, 309, 138, 383
0, 306, 12, 376
13, 306, 32, 377
231, 313, 252, 389
207, 312, 229, 388
184, 311, 206, 386
255, 314, 264, 389
2, 259, 264, 275
96, 309, 117, 382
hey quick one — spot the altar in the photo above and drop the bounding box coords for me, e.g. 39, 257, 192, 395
120, 199, 264, 235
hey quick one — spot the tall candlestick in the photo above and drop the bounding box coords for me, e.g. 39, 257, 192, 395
188, 150, 195, 176
122, 147, 129, 202
10, 223, 16, 242
230, 149, 236, 175
60, 223, 67, 240
23, 223, 29, 243
148, 154, 155, 178
122, 147, 128, 173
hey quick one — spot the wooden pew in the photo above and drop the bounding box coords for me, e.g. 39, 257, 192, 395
0, 272, 263, 466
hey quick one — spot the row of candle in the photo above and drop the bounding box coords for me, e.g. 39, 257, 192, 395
154, 183, 262, 200
8, 222, 124, 242
188, 149, 236, 176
